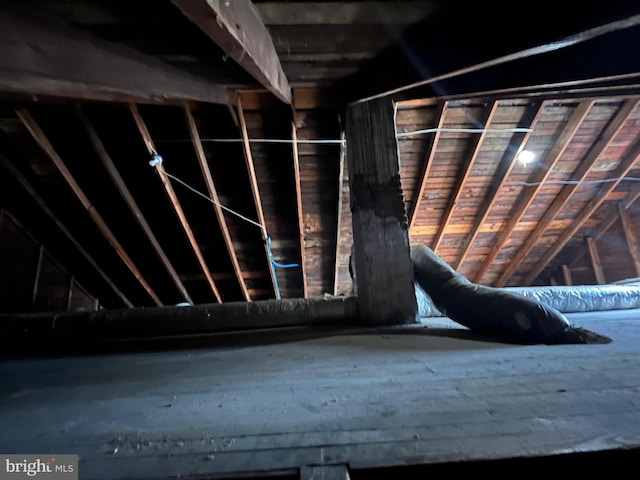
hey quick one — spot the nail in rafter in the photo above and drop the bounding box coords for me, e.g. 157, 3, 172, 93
129, 103, 222, 303
16, 108, 162, 306
494, 99, 639, 287
183, 103, 250, 301
473, 99, 595, 284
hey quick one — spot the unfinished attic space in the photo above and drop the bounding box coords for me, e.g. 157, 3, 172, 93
2, 1, 640, 478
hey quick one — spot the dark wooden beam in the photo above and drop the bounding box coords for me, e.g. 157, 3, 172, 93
129, 104, 222, 303
618, 201, 640, 276
235, 96, 278, 298
523, 137, 640, 285
408, 101, 447, 232
358, 13, 640, 103
0, 7, 229, 105
346, 98, 417, 325
562, 264, 573, 286
454, 100, 546, 270
291, 121, 308, 298
431, 101, 499, 253
586, 237, 605, 284
184, 104, 249, 301
171, 0, 291, 104
76, 106, 194, 305
494, 99, 639, 286
473, 100, 594, 284
0, 150, 133, 308
31, 244, 44, 309
17, 108, 163, 306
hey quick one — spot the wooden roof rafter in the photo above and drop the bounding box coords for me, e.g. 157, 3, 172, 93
129, 103, 223, 303
235, 96, 279, 298
523, 137, 640, 285
408, 101, 448, 232
183, 104, 250, 301
494, 99, 640, 287
76, 105, 194, 305
0, 150, 133, 308
291, 121, 308, 298
473, 99, 595, 284
618, 202, 640, 276
431, 100, 499, 254
16, 108, 163, 306
453, 99, 547, 270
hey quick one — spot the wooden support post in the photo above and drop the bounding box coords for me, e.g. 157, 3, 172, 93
333, 131, 349, 295
346, 98, 418, 325
587, 236, 605, 284
618, 202, 640, 276
66, 275, 74, 311
562, 264, 573, 286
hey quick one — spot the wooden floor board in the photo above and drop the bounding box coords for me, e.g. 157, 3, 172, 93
1, 309, 639, 479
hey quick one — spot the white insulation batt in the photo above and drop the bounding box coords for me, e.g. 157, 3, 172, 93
416, 282, 640, 318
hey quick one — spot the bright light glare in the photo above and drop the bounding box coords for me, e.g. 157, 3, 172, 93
517, 149, 535, 166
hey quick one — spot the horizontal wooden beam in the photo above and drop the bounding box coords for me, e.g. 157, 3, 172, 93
255, 1, 435, 25
171, 0, 291, 104
0, 7, 230, 104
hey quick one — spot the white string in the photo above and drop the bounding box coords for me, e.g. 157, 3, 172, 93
160, 169, 266, 234
397, 127, 533, 138
510, 176, 640, 187
156, 138, 345, 145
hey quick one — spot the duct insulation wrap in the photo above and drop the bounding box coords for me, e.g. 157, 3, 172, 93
416, 282, 640, 317
411, 245, 612, 345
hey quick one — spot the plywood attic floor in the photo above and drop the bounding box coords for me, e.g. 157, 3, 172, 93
1, 309, 640, 479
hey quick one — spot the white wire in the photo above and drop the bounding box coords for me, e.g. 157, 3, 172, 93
397, 127, 534, 138
161, 170, 266, 234
510, 176, 640, 187
156, 138, 345, 145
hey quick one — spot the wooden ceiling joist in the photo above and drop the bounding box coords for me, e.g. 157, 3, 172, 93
453, 100, 546, 270
129, 104, 222, 303
431, 100, 499, 254
183, 105, 250, 301
291, 121, 308, 298
77, 106, 194, 305
473, 99, 594, 284
16, 108, 162, 306
523, 137, 640, 285
0, 151, 133, 308
0, 8, 229, 105
236, 96, 279, 298
171, 0, 292, 105
408, 101, 448, 232
494, 99, 640, 287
